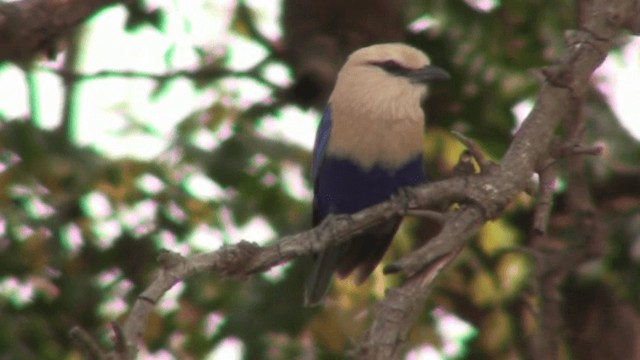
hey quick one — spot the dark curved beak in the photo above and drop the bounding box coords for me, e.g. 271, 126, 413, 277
410, 65, 451, 83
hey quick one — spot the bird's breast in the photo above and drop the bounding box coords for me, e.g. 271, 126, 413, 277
314, 155, 426, 219
326, 103, 425, 169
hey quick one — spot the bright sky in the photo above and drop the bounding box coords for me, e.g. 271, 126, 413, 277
596, 38, 640, 136
0, 1, 637, 358
512, 38, 640, 137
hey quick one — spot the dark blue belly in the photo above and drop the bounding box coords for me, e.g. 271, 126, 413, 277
313, 155, 426, 223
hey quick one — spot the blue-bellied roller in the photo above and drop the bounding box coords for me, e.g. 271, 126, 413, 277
305, 43, 450, 305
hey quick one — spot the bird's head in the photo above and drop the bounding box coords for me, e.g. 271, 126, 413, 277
326, 43, 449, 169
329, 43, 449, 110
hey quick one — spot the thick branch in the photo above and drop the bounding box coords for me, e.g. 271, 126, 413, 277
71, 176, 467, 358
359, 0, 637, 358
355, 248, 462, 360
70, 0, 639, 357
383, 0, 630, 279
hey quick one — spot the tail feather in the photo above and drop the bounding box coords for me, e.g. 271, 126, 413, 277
336, 220, 401, 283
305, 219, 401, 306
304, 243, 347, 306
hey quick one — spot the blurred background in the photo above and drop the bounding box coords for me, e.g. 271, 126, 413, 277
0, 0, 639, 359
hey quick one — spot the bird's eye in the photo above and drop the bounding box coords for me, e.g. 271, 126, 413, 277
380, 60, 403, 72
373, 60, 408, 76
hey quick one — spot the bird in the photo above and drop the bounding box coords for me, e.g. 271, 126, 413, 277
305, 43, 450, 305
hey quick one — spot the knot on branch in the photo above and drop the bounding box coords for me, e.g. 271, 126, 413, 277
543, 28, 610, 94
564, 30, 609, 56
465, 176, 507, 219
218, 241, 260, 276
157, 249, 186, 270
542, 64, 576, 90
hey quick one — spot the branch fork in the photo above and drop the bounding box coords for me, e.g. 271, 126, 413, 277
67, 0, 639, 357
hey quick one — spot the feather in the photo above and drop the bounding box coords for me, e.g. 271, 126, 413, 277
304, 43, 448, 305
305, 155, 426, 305
311, 108, 332, 180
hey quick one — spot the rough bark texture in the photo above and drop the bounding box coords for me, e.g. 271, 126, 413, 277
3, 0, 639, 358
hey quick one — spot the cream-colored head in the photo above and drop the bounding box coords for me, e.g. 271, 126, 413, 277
327, 43, 448, 170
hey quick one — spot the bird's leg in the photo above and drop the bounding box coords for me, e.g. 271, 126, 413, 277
392, 187, 412, 216
320, 213, 357, 250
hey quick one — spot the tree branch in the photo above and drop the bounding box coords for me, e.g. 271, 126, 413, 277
45, 56, 278, 90
71, 178, 467, 358
354, 247, 462, 360
69, 0, 639, 358
357, 0, 637, 358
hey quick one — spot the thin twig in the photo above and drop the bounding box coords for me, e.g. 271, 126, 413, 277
451, 131, 493, 172
236, 0, 277, 53
532, 160, 558, 236
70, 327, 106, 360
67, 0, 639, 357
44, 55, 277, 90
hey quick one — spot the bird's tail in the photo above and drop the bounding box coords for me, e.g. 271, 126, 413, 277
304, 245, 345, 306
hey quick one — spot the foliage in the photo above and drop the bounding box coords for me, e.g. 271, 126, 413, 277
0, 0, 639, 359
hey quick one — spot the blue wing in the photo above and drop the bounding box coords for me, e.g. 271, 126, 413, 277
306, 105, 427, 304
311, 107, 332, 180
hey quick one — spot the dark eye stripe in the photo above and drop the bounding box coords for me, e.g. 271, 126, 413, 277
370, 60, 412, 77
